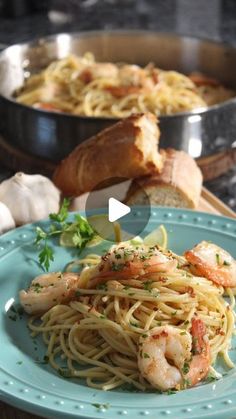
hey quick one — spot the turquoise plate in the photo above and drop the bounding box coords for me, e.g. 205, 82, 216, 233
0, 207, 236, 419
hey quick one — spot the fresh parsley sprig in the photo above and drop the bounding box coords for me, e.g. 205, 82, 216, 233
34, 198, 94, 271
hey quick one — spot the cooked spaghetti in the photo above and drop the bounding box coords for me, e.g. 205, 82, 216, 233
20, 238, 236, 392
14, 53, 234, 117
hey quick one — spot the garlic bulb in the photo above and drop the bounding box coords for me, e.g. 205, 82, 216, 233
0, 173, 60, 225
0, 201, 15, 234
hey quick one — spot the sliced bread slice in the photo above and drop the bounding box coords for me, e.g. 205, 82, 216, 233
125, 148, 203, 209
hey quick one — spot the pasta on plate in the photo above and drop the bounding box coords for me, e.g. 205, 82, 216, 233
19, 231, 236, 393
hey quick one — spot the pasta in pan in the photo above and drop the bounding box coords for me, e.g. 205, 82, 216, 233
20, 236, 236, 392
14, 53, 234, 117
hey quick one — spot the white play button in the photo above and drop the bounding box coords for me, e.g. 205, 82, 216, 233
85, 176, 151, 241
108, 197, 131, 222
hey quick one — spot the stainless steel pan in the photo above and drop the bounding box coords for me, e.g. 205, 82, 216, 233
0, 31, 236, 162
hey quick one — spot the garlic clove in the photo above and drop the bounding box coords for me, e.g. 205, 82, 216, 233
0, 172, 61, 225
0, 201, 15, 234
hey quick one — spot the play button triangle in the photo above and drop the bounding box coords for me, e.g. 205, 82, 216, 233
108, 197, 131, 223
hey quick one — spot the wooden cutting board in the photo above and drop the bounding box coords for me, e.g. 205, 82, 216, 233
199, 187, 236, 218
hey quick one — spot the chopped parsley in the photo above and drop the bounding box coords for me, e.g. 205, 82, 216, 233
92, 403, 110, 410
204, 372, 219, 383
32, 283, 43, 293
111, 263, 125, 271
123, 249, 134, 258
130, 322, 139, 328
143, 263, 151, 268
182, 378, 190, 388
192, 336, 197, 345
223, 260, 231, 266
58, 368, 73, 378
192, 336, 198, 354
96, 283, 108, 291
16, 361, 23, 365
166, 389, 176, 395
75, 290, 81, 297
215, 253, 220, 265
121, 383, 140, 392
143, 281, 153, 291
182, 362, 190, 375
143, 352, 150, 358
140, 254, 150, 261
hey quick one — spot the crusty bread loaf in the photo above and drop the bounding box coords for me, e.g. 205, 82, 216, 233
125, 149, 203, 209
53, 113, 163, 196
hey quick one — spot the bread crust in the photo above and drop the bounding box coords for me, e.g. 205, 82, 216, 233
53, 113, 163, 196
125, 148, 203, 209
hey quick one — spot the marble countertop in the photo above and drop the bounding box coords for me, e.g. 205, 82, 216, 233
0, 0, 236, 209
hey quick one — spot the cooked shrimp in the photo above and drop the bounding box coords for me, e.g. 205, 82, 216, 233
19, 272, 80, 315
138, 325, 191, 390
189, 72, 220, 87
185, 318, 210, 386
185, 241, 236, 287
105, 85, 142, 98
106, 65, 157, 98
119, 65, 155, 89
138, 318, 210, 391
87, 243, 177, 288
36, 102, 61, 112
79, 63, 118, 83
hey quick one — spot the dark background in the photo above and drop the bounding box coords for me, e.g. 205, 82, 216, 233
0, 0, 236, 46
0, 0, 236, 209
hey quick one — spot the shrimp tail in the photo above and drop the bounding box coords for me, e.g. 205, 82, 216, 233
191, 318, 208, 355
185, 318, 210, 387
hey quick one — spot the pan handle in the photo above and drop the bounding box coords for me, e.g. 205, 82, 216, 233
197, 147, 236, 181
